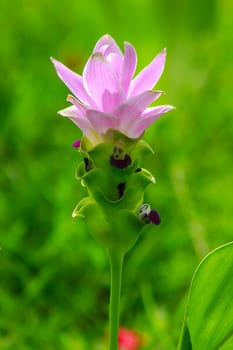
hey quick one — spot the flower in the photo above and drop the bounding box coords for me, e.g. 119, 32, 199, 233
51, 34, 174, 145
118, 327, 141, 350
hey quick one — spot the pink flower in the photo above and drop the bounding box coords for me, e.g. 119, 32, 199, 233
118, 327, 141, 350
51, 34, 174, 145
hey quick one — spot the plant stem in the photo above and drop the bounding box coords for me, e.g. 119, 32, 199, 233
108, 249, 124, 350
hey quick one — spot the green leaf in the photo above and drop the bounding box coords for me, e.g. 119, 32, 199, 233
178, 241, 233, 350
177, 311, 192, 350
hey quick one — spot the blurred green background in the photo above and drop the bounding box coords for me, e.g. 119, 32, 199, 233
1, 0, 233, 349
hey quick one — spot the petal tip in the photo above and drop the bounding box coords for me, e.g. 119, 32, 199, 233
50, 56, 58, 65
66, 94, 79, 104
154, 89, 165, 95
57, 110, 64, 116
57, 107, 73, 117
169, 105, 176, 110
99, 33, 112, 41
124, 40, 134, 48
163, 105, 176, 114
150, 89, 164, 95
66, 94, 73, 102
103, 33, 113, 40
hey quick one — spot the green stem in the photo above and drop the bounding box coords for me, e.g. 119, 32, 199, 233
108, 249, 124, 350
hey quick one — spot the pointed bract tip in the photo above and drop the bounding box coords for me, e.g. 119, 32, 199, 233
149, 89, 164, 97
102, 33, 113, 40
50, 56, 57, 64
72, 210, 77, 218
66, 94, 73, 103
57, 110, 63, 116
57, 108, 71, 117
72, 210, 84, 218
94, 33, 115, 50
154, 89, 164, 94
151, 175, 156, 184
124, 40, 135, 48
66, 94, 84, 106
50, 57, 61, 70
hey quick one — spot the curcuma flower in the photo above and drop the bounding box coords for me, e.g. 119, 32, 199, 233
51, 34, 174, 252
51, 34, 174, 145
51, 35, 174, 350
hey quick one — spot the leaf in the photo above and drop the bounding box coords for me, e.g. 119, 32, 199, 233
177, 313, 192, 350
178, 241, 233, 350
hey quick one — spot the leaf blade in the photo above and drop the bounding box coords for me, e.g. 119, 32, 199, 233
178, 241, 233, 350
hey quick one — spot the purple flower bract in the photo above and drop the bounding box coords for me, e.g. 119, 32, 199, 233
51, 34, 174, 145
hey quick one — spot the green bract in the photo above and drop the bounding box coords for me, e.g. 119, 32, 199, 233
73, 130, 156, 253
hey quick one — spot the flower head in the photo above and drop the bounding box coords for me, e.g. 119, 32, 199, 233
51, 34, 174, 146
118, 327, 141, 350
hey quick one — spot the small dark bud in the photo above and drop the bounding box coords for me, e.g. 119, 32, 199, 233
135, 168, 142, 173
84, 157, 93, 172
137, 204, 161, 225
148, 210, 161, 225
117, 182, 126, 198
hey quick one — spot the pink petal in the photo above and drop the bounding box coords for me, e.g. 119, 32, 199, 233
86, 110, 116, 134
50, 57, 96, 107
106, 53, 124, 77
141, 105, 174, 118
128, 105, 174, 138
66, 94, 88, 116
93, 34, 122, 55
58, 105, 94, 140
113, 90, 162, 134
121, 42, 137, 94
83, 52, 124, 112
128, 48, 166, 97
58, 105, 80, 118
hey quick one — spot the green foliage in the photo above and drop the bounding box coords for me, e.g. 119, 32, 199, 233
1, 0, 233, 349
178, 242, 233, 350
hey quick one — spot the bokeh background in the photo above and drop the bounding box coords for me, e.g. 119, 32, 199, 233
1, 0, 233, 349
